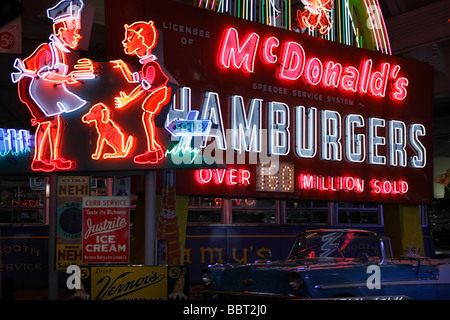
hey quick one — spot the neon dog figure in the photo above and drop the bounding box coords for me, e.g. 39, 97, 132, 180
82, 103, 134, 160
111, 21, 171, 164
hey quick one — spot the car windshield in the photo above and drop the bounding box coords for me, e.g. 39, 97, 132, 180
288, 231, 382, 260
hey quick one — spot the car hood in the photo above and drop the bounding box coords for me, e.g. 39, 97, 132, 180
212, 257, 365, 271
206, 258, 365, 295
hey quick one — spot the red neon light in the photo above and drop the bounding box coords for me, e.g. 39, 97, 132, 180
217, 28, 409, 101
322, 61, 342, 87
389, 65, 408, 101
304, 57, 323, 85
369, 179, 408, 195
81, 103, 134, 160
195, 168, 251, 186
32, 115, 75, 172
298, 173, 364, 193
296, 0, 335, 35
340, 232, 355, 252
339, 66, 359, 92
368, 62, 389, 97
261, 37, 279, 64
358, 59, 372, 94
218, 27, 259, 73
277, 41, 306, 80
112, 21, 171, 164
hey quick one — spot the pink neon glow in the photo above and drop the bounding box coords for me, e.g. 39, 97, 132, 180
261, 37, 279, 64
304, 57, 323, 85
298, 173, 364, 193
217, 28, 407, 101
322, 61, 342, 87
195, 169, 251, 186
369, 179, 408, 194
276, 41, 306, 80
368, 62, 390, 97
218, 27, 259, 73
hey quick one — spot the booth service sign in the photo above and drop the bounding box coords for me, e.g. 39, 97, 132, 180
7, 0, 433, 204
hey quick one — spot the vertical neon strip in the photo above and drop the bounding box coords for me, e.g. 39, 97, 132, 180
364, 0, 381, 52
338, 0, 342, 44
374, 0, 391, 55
345, 0, 359, 48
288, 0, 291, 30
262, 0, 264, 24
370, 0, 384, 53
341, 0, 347, 44
346, 0, 350, 45
237, 0, 241, 18
372, 0, 387, 53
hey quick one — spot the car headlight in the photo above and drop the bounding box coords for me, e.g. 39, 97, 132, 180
201, 270, 215, 287
288, 273, 304, 291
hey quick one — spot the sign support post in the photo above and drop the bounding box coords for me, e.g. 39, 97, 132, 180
145, 170, 156, 265
48, 173, 58, 300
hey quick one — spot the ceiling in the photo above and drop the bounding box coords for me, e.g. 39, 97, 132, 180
1, 0, 450, 154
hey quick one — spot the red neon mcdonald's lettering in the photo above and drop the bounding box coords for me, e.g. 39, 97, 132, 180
261, 36, 279, 64
368, 62, 390, 97
218, 27, 259, 73
217, 28, 409, 101
358, 59, 372, 94
277, 41, 305, 80
339, 66, 359, 92
322, 61, 342, 87
389, 65, 408, 101
304, 57, 323, 85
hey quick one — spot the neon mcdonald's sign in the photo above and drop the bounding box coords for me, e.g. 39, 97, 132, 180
218, 27, 408, 100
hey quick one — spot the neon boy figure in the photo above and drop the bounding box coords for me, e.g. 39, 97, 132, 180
297, 0, 334, 35
11, 0, 94, 172
112, 21, 171, 164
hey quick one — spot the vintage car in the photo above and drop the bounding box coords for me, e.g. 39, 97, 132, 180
201, 229, 450, 299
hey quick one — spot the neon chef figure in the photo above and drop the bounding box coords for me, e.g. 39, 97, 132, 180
11, 0, 94, 172
112, 21, 171, 164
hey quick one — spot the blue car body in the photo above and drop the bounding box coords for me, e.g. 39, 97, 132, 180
202, 229, 450, 300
